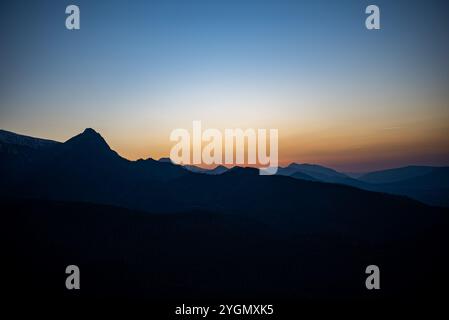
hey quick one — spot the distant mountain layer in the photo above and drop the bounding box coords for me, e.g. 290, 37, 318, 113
277, 163, 449, 207
278, 163, 348, 182
1, 128, 448, 207
184, 164, 228, 175
369, 167, 449, 207
359, 166, 437, 184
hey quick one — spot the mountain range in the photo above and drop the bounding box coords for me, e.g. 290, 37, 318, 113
2, 128, 448, 302
1, 128, 448, 207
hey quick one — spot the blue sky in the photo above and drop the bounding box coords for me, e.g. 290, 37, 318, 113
1, 0, 448, 171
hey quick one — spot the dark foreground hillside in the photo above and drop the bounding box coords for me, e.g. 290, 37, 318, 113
4, 197, 448, 309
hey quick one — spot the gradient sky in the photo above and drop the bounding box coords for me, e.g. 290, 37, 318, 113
1, 0, 448, 172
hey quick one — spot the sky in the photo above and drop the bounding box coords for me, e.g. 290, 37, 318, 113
1, 0, 448, 172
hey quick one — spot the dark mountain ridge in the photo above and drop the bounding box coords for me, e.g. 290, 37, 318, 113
1, 128, 442, 217
2, 128, 448, 304
1, 127, 448, 209
359, 165, 437, 184
278, 162, 449, 207
0, 129, 59, 149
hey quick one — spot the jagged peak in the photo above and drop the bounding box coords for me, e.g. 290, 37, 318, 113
82, 128, 99, 135
64, 128, 111, 151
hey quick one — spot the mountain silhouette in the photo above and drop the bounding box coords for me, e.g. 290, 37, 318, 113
162, 159, 229, 175
278, 162, 371, 191
0, 129, 59, 149
0, 128, 441, 213
2, 128, 448, 304
276, 161, 449, 207
225, 166, 259, 176
4, 127, 447, 206
158, 157, 173, 163
64, 128, 112, 153
290, 171, 317, 181
359, 165, 442, 184
184, 164, 228, 175
278, 163, 353, 183
2, 127, 449, 209
1, 128, 190, 212
370, 167, 449, 207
